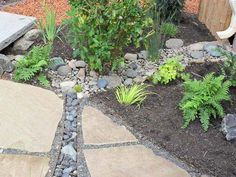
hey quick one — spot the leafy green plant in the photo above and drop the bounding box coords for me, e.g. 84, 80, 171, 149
160, 22, 179, 37
66, 0, 153, 72
38, 5, 61, 44
180, 73, 231, 131
74, 84, 83, 93
156, 0, 186, 23
38, 74, 50, 87
220, 50, 236, 86
13, 45, 51, 86
151, 56, 185, 84
115, 84, 150, 106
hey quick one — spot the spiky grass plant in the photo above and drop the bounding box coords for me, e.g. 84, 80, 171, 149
115, 84, 150, 106
38, 5, 61, 44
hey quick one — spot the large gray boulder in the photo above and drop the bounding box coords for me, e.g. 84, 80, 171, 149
221, 114, 236, 141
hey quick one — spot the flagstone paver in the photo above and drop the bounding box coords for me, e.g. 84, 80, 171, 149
80, 106, 191, 177
0, 154, 49, 177
84, 145, 190, 177
0, 80, 63, 152
0, 12, 36, 51
82, 106, 137, 145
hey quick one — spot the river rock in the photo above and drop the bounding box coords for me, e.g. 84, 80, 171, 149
97, 79, 108, 89
165, 38, 184, 49
190, 51, 204, 59
124, 53, 137, 61
126, 69, 138, 78
57, 65, 71, 76
13, 37, 34, 52
24, 29, 41, 41
103, 74, 122, 88
75, 60, 86, 68
124, 78, 133, 86
61, 144, 76, 161
49, 57, 66, 71
204, 43, 222, 57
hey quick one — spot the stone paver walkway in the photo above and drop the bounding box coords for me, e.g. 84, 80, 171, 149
0, 80, 63, 176
0, 154, 49, 177
80, 106, 190, 177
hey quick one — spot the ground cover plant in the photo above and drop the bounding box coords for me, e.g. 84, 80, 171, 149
160, 22, 179, 37
115, 84, 150, 106
66, 0, 153, 72
180, 73, 231, 131
151, 56, 185, 84
13, 44, 52, 87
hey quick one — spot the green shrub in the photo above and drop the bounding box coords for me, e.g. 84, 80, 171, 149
66, 0, 153, 72
156, 0, 186, 23
38, 5, 61, 44
13, 45, 51, 86
160, 22, 179, 37
151, 56, 185, 84
220, 51, 236, 87
180, 73, 231, 131
115, 84, 150, 106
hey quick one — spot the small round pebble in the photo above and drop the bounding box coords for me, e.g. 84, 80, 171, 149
97, 79, 108, 88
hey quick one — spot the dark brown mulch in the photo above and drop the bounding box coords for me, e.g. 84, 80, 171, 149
90, 63, 236, 177
177, 13, 215, 46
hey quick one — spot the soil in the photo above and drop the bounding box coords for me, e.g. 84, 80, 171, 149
177, 13, 215, 46
91, 63, 236, 177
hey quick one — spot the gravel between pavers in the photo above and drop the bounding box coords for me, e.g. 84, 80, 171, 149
83, 99, 202, 177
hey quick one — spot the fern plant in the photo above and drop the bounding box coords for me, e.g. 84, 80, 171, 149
180, 73, 231, 131
151, 56, 185, 84
14, 45, 52, 87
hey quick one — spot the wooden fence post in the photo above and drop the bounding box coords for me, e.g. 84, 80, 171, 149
198, 0, 232, 39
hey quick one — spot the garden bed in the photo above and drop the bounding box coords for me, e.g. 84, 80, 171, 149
90, 62, 236, 177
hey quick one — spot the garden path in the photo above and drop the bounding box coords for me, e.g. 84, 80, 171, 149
0, 80, 63, 177
79, 106, 191, 177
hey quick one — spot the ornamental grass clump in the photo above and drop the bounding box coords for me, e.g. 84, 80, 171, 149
38, 5, 62, 44
115, 84, 150, 106
180, 73, 231, 131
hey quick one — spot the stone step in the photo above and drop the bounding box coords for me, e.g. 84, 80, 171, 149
0, 12, 36, 51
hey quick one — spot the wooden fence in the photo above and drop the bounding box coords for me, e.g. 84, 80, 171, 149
198, 0, 232, 38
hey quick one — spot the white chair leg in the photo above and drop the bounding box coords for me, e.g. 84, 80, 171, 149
217, 0, 236, 39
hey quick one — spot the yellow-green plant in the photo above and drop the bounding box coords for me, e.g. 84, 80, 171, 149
115, 84, 150, 106
151, 56, 185, 84
74, 84, 83, 93
38, 5, 61, 44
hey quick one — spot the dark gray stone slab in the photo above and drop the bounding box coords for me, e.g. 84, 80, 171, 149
0, 12, 36, 51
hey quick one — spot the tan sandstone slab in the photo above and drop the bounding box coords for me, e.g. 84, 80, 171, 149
0, 80, 63, 152
84, 145, 190, 177
82, 106, 137, 145
0, 154, 49, 177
